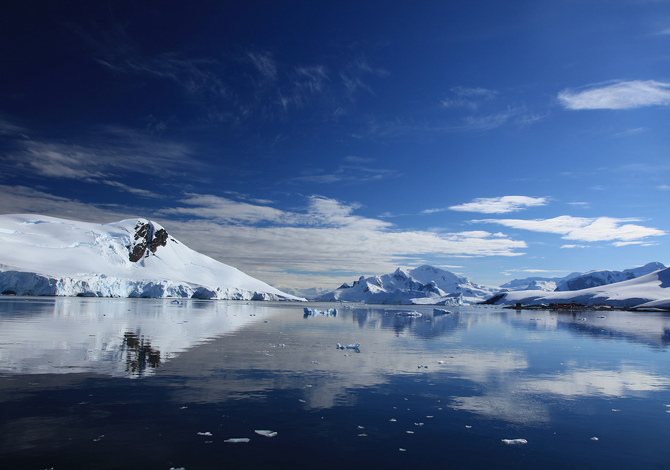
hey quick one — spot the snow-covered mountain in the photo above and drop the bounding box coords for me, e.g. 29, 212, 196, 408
500, 262, 666, 293
316, 265, 499, 305
485, 266, 670, 308
554, 262, 666, 291
0, 214, 303, 301
500, 273, 581, 292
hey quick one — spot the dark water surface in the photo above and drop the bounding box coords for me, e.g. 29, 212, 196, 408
1, 297, 669, 469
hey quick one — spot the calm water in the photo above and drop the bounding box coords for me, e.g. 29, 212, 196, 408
1, 298, 669, 469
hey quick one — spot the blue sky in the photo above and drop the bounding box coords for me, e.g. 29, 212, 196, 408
1, 0, 669, 292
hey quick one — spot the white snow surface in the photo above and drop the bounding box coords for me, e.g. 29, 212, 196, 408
554, 262, 666, 291
490, 266, 670, 308
0, 214, 303, 300
317, 265, 499, 305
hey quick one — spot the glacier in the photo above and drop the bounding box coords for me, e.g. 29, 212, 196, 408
0, 214, 303, 301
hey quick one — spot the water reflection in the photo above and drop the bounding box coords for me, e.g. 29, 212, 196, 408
122, 331, 161, 376
0, 297, 285, 377
1, 298, 669, 429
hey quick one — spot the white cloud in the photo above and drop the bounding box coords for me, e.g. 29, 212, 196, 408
559, 80, 670, 110
448, 196, 548, 214
156, 195, 527, 285
477, 215, 666, 244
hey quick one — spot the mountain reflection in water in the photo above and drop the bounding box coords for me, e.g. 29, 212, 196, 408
1, 298, 670, 469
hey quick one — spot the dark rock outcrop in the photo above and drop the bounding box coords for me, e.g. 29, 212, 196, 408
129, 221, 170, 263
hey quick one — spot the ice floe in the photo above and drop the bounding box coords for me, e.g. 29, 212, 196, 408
502, 438, 527, 445
304, 307, 338, 318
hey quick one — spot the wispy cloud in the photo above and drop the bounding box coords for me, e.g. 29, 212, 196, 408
558, 80, 670, 110
293, 156, 399, 185
441, 86, 497, 110
477, 215, 665, 244
3, 124, 199, 197
340, 54, 389, 100
0, 185, 136, 222
246, 50, 278, 81
445, 196, 548, 214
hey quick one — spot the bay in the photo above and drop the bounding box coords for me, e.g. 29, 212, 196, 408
1, 297, 669, 469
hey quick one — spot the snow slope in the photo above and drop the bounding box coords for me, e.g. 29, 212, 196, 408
317, 265, 499, 305
487, 266, 670, 308
554, 262, 666, 291
0, 214, 303, 300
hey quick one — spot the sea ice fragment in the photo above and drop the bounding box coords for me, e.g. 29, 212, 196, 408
255, 430, 277, 437
224, 438, 250, 443
501, 438, 527, 445
396, 311, 422, 317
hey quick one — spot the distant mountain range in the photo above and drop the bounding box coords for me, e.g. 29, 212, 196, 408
314, 262, 669, 308
315, 265, 498, 305
0, 214, 302, 301
486, 266, 670, 309
1, 214, 667, 308
501, 262, 665, 293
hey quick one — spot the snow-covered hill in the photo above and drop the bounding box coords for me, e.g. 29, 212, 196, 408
554, 262, 666, 291
0, 214, 303, 300
316, 265, 499, 305
499, 262, 666, 293
486, 266, 670, 308
500, 273, 581, 292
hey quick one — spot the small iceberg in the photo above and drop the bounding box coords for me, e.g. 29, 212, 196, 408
336, 342, 361, 352
255, 430, 278, 438
396, 311, 422, 317
224, 438, 250, 443
433, 308, 452, 315
304, 307, 338, 318
501, 438, 527, 445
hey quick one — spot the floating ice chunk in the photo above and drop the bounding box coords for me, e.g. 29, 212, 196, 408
224, 438, 250, 443
197, 432, 213, 436
433, 308, 452, 315
346, 342, 360, 350
255, 430, 277, 437
336, 343, 344, 349
304, 307, 338, 318
591, 437, 599, 441
396, 311, 422, 317
502, 438, 527, 445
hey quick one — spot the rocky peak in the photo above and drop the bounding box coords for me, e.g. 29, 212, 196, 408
128, 220, 170, 263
